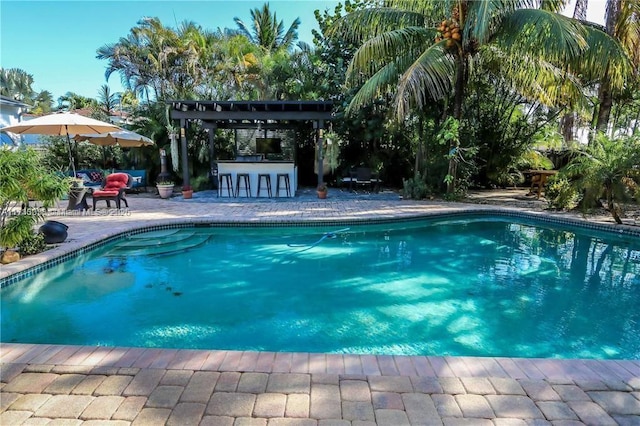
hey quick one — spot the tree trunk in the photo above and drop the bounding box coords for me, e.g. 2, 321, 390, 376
447, 54, 466, 194
415, 116, 423, 179
595, 79, 614, 134
560, 112, 575, 143
606, 186, 623, 224
593, 0, 621, 136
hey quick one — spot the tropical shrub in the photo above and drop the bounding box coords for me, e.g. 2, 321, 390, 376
19, 232, 47, 255
563, 133, 640, 223
545, 175, 580, 211
0, 148, 69, 250
402, 175, 430, 200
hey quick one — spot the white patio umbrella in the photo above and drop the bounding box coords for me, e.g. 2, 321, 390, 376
0, 112, 122, 176
73, 129, 155, 147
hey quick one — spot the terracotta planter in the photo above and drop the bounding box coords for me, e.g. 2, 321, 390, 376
317, 190, 327, 199
182, 190, 193, 199
157, 184, 174, 199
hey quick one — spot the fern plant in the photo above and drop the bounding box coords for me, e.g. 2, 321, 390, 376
564, 133, 640, 224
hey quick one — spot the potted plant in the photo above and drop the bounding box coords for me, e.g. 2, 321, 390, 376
182, 184, 193, 199
317, 182, 328, 199
156, 180, 175, 199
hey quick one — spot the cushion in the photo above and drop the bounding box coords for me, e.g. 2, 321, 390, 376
93, 190, 119, 197
89, 171, 103, 182
76, 172, 91, 183
102, 173, 129, 190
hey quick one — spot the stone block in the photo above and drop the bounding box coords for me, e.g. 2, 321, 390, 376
146, 385, 184, 408
367, 376, 412, 393
371, 392, 404, 410
206, 392, 256, 417
374, 409, 410, 426
166, 402, 206, 426
588, 391, 640, 415
566, 400, 617, 426
455, 394, 494, 418
285, 393, 310, 418
267, 373, 311, 394
253, 393, 286, 418
461, 377, 496, 395
3, 373, 58, 393
34, 394, 95, 418
340, 380, 371, 401
489, 378, 526, 396
238, 372, 269, 393
131, 407, 171, 425
341, 401, 375, 421
80, 395, 125, 420
94, 375, 133, 396
181, 371, 219, 403
536, 401, 579, 420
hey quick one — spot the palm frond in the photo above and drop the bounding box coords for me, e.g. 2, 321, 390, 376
480, 45, 587, 108
347, 26, 437, 85
327, 8, 426, 44
346, 41, 453, 120
616, 0, 640, 66
497, 8, 588, 61
569, 25, 633, 91
394, 42, 455, 118
467, 0, 510, 44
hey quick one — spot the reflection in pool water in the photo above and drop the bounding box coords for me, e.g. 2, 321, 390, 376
1, 217, 639, 359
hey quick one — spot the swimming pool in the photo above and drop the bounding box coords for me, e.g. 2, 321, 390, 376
1, 216, 639, 359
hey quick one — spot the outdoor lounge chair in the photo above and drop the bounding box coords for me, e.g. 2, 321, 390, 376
92, 172, 132, 210
356, 167, 374, 192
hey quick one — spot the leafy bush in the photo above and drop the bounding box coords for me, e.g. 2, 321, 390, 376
0, 149, 69, 249
546, 175, 580, 210
19, 232, 47, 255
191, 175, 212, 191
402, 176, 430, 199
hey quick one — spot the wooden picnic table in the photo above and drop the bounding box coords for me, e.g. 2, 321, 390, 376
526, 169, 558, 199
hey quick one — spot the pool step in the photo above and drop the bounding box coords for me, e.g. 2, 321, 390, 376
115, 231, 197, 248
127, 229, 182, 239
108, 234, 210, 256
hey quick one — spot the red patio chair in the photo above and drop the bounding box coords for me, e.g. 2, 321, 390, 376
92, 172, 132, 210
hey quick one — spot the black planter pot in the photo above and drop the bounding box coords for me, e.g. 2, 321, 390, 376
39, 220, 69, 244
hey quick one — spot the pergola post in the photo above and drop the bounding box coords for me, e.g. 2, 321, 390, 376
315, 119, 325, 187
207, 123, 217, 189
180, 119, 189, 187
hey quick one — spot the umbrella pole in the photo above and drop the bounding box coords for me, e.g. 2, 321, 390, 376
65, 125, 76, 176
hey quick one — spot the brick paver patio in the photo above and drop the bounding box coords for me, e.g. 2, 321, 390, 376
2, 189, 639, 424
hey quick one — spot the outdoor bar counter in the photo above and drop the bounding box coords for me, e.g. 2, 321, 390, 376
217, 160, 297, 198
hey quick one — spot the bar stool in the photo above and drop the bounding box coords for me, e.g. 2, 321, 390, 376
236, 173, 251, 197
219, 173, 234, 197
276, 173, 291, 197
257, 173, 272, 198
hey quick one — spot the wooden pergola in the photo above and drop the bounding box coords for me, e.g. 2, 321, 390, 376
168, 100, 334, 188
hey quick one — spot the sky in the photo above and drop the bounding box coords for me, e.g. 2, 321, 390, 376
1, 0, 607, 103
0, 0, 341, 101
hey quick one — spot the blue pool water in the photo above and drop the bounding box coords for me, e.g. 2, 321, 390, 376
2, 217, 639, 359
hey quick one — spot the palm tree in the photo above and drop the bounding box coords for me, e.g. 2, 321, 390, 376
57, 92, 96, 111
234, 3, 301, 52
31, 91, 54, 114
330, 0, 631, 193
97, 84, 119, 117
593, 0, 640, 134
0, 68, 35, 101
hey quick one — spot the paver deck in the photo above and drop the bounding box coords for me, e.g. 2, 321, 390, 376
2, 189, 639, 424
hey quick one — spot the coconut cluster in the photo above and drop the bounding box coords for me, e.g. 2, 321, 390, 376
435, 8, 461, 50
